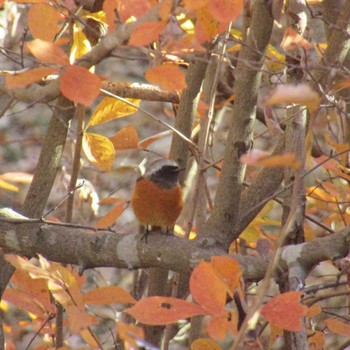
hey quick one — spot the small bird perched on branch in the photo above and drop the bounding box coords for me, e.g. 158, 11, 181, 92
131, 159, 183, 235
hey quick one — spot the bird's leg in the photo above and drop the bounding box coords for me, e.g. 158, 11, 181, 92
140, 225, 151, 243
164, 226, 174, 236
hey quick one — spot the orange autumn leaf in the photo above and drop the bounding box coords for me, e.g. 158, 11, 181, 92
211, 256, 242, 297
95, 202, 127, 227
208, 0, 243, 23
207, 310, 238, 341
6, 67, 58, 89
124, 296, 207, 325
281, 27, 312, 51
184, 0, 208, 11
324, 133, 349, 166
305, 303, 321, 318
117, 321, 144, 349
80, 329, 101, 349
129, 21, 165, 46
26, 39, 69, 66
83, 286, 136, 305
195, 6, 219, 43
113, 0, 151, 24
190, 261, 227, 316
65, 304, 96, 334
5, 255, 49, 280
260, 291, 308, 331
265, 83, 320, 113
10, 0, 49, 2
138, 131, 171, 149
10, 269, 53, 312
308, 330, 325, 349
333, 77, 350, 92
325, 318, 350, 337
28, 3, 59, 41
158, 0, 172, 21
240, 150, 300, 169
256, 153, 301, 169
99, 197, 125, 205
60, 66, 101, 105
102, 0, 120, 31
191, 338, 222, 350
145, 65, 187, 92
321, 181, 341, 197
109, 125, 139, 151
3, 288, 47, 317
314, 156, 350, 183
82, 132, 115, 171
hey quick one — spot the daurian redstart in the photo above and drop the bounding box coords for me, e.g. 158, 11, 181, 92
131, 159, 183, 233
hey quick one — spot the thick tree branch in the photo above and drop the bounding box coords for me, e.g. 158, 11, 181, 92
204, 0, 274, 248
239, 137, 285, 232
0, 9, 159, 104
315, 0, 350, 89
1, 212, 349, 283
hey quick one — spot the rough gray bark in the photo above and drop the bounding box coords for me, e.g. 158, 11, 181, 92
204, 1, 275, 248
1, 212, 349, 280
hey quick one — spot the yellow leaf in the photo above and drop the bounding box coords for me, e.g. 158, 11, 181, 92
86, 10, 107, 24
240, 226, 261, 243
70, 23, 92, 64
0, 179, 19, 192
87, 97, 139, 128
83, 132, 115, 171
266, 44, 286, 72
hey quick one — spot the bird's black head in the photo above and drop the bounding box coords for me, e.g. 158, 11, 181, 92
145, 160, 181, 189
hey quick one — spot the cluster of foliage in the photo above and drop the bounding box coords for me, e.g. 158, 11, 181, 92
2, 0, 350, 349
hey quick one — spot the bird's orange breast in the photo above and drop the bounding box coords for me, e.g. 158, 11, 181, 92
131, 178, 183, 229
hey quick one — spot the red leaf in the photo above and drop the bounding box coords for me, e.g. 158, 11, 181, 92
60, 66, 101, 105
190, 261, 227, 316
124, 296, 207, 325
260, 291, 308, 331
